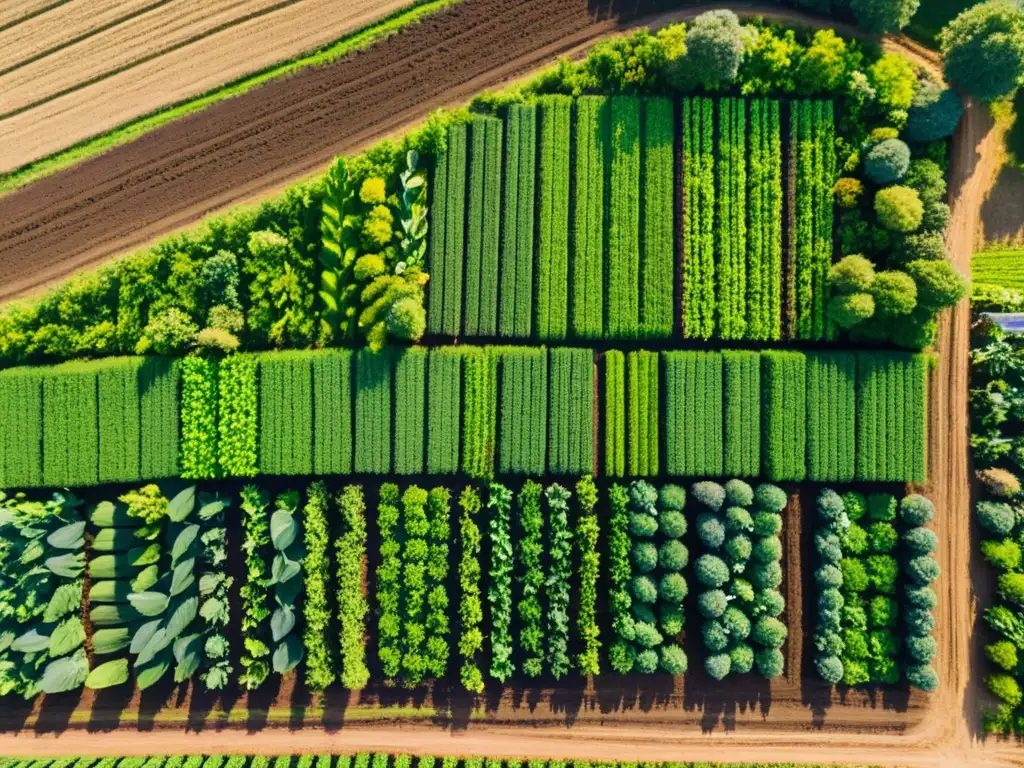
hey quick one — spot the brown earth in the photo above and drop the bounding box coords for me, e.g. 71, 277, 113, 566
0, 4, 1014, 766
0, 0, 416, 171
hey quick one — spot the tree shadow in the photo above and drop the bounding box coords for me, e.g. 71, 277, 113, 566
682, 670, 769, 733
32, 689, 83, 734
245, 675, 281, 733
0, 697, 35, 733
87, 685, 133, 732
980, 164, 1024, 245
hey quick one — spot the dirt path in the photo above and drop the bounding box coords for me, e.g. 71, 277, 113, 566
0, 0, 414, 171
0, 8, 1013, 768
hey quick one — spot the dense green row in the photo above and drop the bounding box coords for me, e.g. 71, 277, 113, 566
431, 96, 676, 342
0, 347, 929, 487
788, 100, 836, 342
682, 98, 785, 341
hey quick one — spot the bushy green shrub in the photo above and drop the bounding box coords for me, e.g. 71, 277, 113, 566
906, 81, 964, 142
977, 500, 1015, 535
692, 481, 726, 510
697, 513, 727, 549
864, 139, 911, 184
939, 0, 1024, 102
829, 255, 876, 293
695, 554, 730, 588
875, 186, 924, 232
698, 589, 729, 618
981, 538, 1022, 570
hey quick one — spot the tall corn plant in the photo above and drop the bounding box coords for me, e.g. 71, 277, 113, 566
320, 157, 360, 343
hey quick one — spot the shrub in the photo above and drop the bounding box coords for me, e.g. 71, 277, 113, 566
731, 578, 755, 602
844, 492, 867, 521
977, 500, 1015, 535
692, 481, 726, 510
632, 603, 656, 625
820, 588, 844, 613
659, 510, 687, 538
794, 29, 853, 93
753, 537, 783, 563
659, 539, 689, 571
816, 655, 844, 683
137, 308, 198, 355
834, 177, 865, 208
629, 512, 659, 538
752, 616, 788, 648
816, 563, 844, 589
702, 620, 729, 652
908, 259, 968, 312
998, 572, 1024, 605
828, 293, 876, 328
868, 596, 898, 628
632, 542, 658, 573
752, 511, 782, 538
900, 494, 935, 525
635, 648, 659, 674
869, 54, 919, 112
695, 555, 731, 588
697, 513, 727, 549
722, 606, 752, 639
725, 507, 754, 533
705, 652, 731, 680
894, 233, 944, 266
986, 673, 1023, 707
923, 201, 951, 231
939, 0, 1024, 102
660, 644, 688, 675
986, 640, 1019, 671
755, 647, 785, 678
725, 479, 754, 506
866, 555, 899, 593
850, 0, 919, 33
905, 586, 938, 610
817, 489, 846, 522
903, 159, 947, 206
660, 604, 685, 635
868, 493, 897, 522
829, 255, 876, 293
751, 560, 783, 590
906, 607, 936, 634
659, 484, 687, 511
864, 139, 911, 184
754, 590, 785, 618
729, 643, 755, 674
906, 81, 965, 142
658, 573, 688, 603
633, 621, 663, 649
907, 634, 938, 664
631, 575, 658, 604
840, 558, 868, 592
725, 534, 753, 564
698, 589, 729, 618
842, 523, 868, 555
866, 522, 898, 553
875, 186, 924, 232
977, 468, 1021, 497
904, 527, 939, 555
981, 538, 1022, 570
754, 483, 787, 512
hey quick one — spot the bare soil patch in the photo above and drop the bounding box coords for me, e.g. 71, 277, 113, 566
0, 0, 414, 171
981, 164, 1024, 245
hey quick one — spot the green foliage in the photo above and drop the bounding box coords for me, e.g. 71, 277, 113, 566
572, 96, 607, 339
239, 486, 272, 690
762, 351, 806, 481
318, 157, 360, 343
864, 139, 911, 185
462, 347, 496, 480
335, 485, 369, 689
487, 483, 514, 682
681, 96, 716, 339
244, 230, 315, 349
302, 483, 333, 692
180, 356, 218, 480
498, 104, 536, 339
464, 119, 502, 337
535, 96, 572, 341
875, 186, 924, 233
355, 348, 392, 474
217, 355, 258, 477
259, 352, 314, 476
670, 10, 747, 91
940, 0, 1024, 102
850, 0, 920, 33
807, 353, 856, 482
545, 484, 573, 679
856, 353, 928, 482
664, 351, 724, 477
575, 476, 601, 675
457, 487, 484, 693
426, 348, 461, 474
498, 348, 548, 475
517, 481, 545, 677
548, 348, 595, 475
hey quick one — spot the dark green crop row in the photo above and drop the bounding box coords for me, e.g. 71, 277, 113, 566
0, 348, 928, 488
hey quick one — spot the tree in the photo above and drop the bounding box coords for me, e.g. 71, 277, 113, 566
981, 538, 1022, 570
939, 1, 1024, 102
670, 10, 747, 91
834, 177, 865, 208
829, 255, 876, 293
977, 467, 1021, 497
903, 159, 947, 205
705, 653, 731, 680
828, 294, 874, 328
868, 53, 919, 112
794, 29, 856, 94
904, 259, 968, 311
894, 233, 945, 265
906, 80, 965, 142
875, 186, 924, 232
850, 0, 919, 33
865, 139, 911, 184
870, 271, 917, 316
977, 500, 1016, 535
985, 640, 1019, 671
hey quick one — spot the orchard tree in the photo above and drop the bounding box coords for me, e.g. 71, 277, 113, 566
669, 9, 748, 91
850, 0, 919, 33
939, 0, 1024, 102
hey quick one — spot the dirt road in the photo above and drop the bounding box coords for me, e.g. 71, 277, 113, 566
0, 0, 415, 171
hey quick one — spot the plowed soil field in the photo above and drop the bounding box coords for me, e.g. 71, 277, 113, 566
0, 0, 675, 300
0, 0, 415, 172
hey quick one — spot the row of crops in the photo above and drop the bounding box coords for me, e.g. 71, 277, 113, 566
0, 476, 936, 697
429, 96, 833, 343
0, 348, 928, 489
